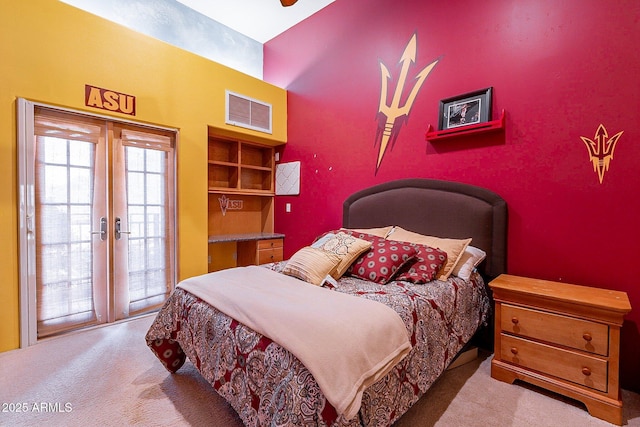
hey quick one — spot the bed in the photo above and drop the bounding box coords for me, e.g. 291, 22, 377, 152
146, 178, 507, 426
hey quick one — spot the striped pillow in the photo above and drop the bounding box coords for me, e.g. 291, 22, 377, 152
282, 246, 341, 286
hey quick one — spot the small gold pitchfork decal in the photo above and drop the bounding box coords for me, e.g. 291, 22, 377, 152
580, 124, 623, 184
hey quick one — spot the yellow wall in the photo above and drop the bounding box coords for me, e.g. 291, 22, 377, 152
0, 0, 287, 352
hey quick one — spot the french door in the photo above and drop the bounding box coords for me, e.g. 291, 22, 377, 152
18, 100, 176, 345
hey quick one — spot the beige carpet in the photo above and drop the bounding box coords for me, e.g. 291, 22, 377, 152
0, 314, 638, 427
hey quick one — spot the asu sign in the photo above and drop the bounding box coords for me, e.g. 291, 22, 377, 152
218, 195, 243, 216
85, 84, 136, 116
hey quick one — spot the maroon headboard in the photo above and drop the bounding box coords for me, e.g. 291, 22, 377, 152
343, 179, 507, 279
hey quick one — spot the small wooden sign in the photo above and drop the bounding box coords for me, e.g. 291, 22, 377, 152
85, 84, 136, 116
218, 195, 243, 216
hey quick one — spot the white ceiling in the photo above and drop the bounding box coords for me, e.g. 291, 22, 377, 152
176, 0, 335, 43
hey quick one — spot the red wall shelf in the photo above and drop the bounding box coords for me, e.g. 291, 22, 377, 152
425, 109, 506, 142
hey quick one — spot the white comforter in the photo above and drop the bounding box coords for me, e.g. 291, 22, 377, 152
177, 266, 411, 419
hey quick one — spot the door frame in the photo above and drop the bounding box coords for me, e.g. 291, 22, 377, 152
17, 98, 179, 347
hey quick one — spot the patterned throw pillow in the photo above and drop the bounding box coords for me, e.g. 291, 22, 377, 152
339, 229, 380, 240
313, 228, 389, 243
344, 226, 394, 239
347, 237, 417, 284
311, 232, 372, 279
395, 243, 448, 284
388, 227, 472, 281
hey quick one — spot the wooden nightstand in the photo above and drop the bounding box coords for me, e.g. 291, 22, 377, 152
489, 274, 631, 425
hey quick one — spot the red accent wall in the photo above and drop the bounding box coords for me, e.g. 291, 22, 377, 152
264, 0, 640, 390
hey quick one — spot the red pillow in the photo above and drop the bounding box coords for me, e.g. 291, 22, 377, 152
348, 237, 417, 284
394, 244, 448, 284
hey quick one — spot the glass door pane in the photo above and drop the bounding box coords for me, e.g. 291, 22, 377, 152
113, 128, 175, 319
126, 147, 172, 312
35, 134, 107, 336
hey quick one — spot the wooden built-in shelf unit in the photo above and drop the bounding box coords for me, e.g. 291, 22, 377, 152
207, 128, 283, 272
208, 136, 274, 194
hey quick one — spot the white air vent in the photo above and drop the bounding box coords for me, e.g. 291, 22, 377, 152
225, 90, 272, 134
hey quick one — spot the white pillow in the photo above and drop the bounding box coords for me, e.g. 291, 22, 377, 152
452, 246, 487, 281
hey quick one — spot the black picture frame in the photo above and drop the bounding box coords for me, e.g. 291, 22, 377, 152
438, 87, 493, 131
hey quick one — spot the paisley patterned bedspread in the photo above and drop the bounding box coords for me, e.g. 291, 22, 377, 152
145, 262, 491, 426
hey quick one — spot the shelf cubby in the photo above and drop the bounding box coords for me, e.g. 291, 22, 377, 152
207, 136, 274, 194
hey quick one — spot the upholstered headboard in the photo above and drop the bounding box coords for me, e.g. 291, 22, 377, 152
342, 179, 507, 279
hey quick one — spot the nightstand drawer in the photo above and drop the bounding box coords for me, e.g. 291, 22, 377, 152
500, 334, 608, 392
501, 304, 609, 356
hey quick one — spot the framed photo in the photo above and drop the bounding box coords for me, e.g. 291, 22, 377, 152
438, 87, 492, 131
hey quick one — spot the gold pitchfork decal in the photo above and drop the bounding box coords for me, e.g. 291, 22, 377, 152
580, 124, 623, 184
376, 33, 439, 171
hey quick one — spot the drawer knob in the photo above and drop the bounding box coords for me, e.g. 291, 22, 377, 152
582, 333, 592, 342
510, 347, 518, 355
511, 317, 519, 325
582, 367, 592, 376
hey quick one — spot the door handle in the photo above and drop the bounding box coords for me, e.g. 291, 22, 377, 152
114, 217, 131, 240
91, 217, 107, 241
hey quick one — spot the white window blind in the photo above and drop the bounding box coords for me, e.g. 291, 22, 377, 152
120, 128, 175, 314
34, 107, 103, 336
